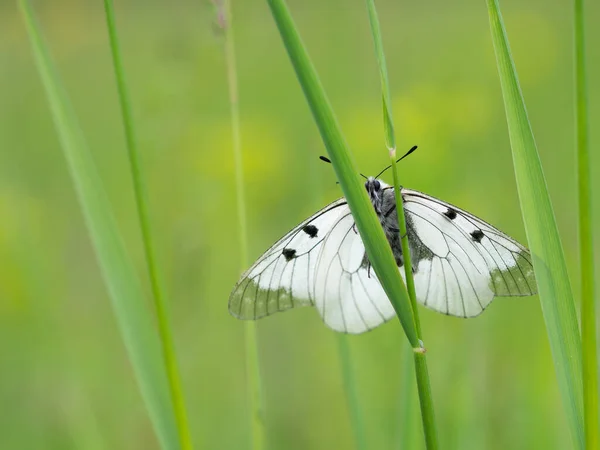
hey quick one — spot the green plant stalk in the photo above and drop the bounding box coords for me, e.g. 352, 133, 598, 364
266, 0, 418, 346
574, 0, 598, 448
391, 158, 438, 450
365, 1, 437, 447
486, 1, 584, 448
102, 2, 193, 449
221, 0, 266, 448
397, 342, 417, 450
19, 1, 179, 448
336, 335, 367, 450
365, 0, 394, 150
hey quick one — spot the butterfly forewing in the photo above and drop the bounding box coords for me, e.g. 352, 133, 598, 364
229, 200, 345, 320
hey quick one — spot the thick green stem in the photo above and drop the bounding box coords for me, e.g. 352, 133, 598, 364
266, 0, 418, 345
574, 1, 598, 448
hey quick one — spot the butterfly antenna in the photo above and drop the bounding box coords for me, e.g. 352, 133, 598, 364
319, 155, 368, 179
374, 145, 418, 179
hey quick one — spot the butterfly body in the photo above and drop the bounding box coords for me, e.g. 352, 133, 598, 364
230, 177, 536, 334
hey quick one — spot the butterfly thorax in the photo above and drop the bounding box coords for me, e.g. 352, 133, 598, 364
363, 177, 408, 268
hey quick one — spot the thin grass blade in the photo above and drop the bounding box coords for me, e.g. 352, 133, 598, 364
218, 0, 267, 448
102, 2, 194, 449
364, 1, 437, 448
336, 336, 367, 450
574, 0, 598, 448
486, 1, 584, 448
397, 341, 419, 450
365, 0, 394, 151
19, 2, 179, 449
265, 0, 418, 346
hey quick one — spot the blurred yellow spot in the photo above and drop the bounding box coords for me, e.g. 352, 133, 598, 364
0, 190, 45, 314
181, 117, 286, 184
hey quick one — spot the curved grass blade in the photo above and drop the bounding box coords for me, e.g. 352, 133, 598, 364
19, 2, 180, 449
486, 1, 584, 448
102, 2, 194, 449
574, 0, 598, 447
364, 1, 437, 448
265, 0, 418, 347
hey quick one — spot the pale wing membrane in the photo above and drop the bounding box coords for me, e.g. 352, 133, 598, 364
313, 211, 395, 333
402, 188, 536, 318
229, 199, 396, 333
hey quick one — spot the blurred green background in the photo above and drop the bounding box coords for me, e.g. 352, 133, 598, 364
1, 0, 599, 449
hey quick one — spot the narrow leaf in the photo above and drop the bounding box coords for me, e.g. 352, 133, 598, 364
486, 1, 584, 448
266, 0, 418, 346
102, 2, 194, 449
19, 2, 179, 449
574, 0, 599, 448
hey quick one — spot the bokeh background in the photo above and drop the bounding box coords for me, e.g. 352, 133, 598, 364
1, 0, 599, 449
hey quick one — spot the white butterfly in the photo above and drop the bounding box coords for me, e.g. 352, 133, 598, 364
229, 159, 536, 334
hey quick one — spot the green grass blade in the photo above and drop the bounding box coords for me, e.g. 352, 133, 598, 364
18, 2, 179, 449
365, 0, 394, 151
266, 0, 418, 347
364, 1, 438, 448
486, 1, 584, 448
219, 1, 266, 448
574, 0, 599, 448
102, 2, 194, 449
397, 342, 418, 450
336, 336, 367, 450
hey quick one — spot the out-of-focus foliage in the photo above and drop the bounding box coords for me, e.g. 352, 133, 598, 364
0, 1, 598, 449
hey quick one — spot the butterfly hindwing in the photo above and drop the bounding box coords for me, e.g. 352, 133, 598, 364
401, 188, 536, 318
313, 210, 395, 332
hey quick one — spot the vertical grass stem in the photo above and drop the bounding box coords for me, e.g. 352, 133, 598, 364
19, 1, 180, 448
574, 1, 598, 448
219, 1, 266, 448
102, 2, 194, 449
365, 1, 438, 447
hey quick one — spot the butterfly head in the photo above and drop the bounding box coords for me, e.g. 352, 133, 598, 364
365, 177, 390, 212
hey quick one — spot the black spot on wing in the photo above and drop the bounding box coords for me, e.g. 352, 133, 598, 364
471, 229, 484, 243
444, 208, 457, 220
302, 224, 319, 238
282, 248, 296, 261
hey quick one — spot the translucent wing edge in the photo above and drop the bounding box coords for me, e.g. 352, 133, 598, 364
228, 198, 348, 320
